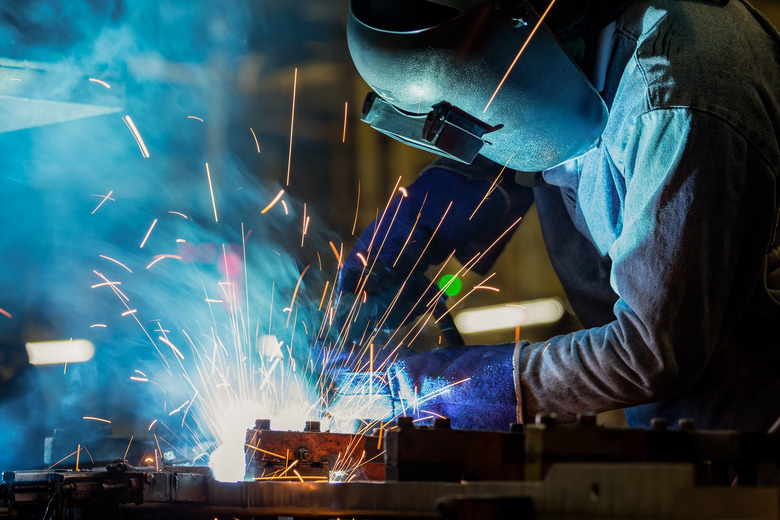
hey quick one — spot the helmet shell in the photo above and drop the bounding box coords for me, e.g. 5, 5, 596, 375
347, 0, 608, 171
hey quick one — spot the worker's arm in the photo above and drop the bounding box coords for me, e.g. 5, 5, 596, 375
337, 156, 534, 331
515, 108, 778, 424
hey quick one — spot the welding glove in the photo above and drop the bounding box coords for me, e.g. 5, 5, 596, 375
337, 157, 534, 331
387, 343, 518, 431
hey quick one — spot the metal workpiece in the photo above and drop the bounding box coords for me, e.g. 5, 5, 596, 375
0, 58, 124, 133
244, 424, 384, 482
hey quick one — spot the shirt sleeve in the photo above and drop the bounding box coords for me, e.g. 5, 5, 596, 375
514, 107, 775, 423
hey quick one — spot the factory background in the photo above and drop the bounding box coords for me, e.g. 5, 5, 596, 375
1, 0, 779, 472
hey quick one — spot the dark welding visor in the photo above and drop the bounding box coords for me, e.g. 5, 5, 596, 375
347, 0, 608, 172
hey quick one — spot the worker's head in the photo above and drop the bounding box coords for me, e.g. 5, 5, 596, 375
347, 0, 608, 171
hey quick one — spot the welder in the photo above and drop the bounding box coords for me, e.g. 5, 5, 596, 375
337, 0, 780, 431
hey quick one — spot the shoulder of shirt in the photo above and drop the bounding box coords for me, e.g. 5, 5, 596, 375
604, 0, 780, 169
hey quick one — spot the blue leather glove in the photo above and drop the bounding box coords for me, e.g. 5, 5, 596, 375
387, 343, 518, 431
337, 158, 534, 332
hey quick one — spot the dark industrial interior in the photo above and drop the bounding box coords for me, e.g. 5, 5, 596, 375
2, 0, 780, 518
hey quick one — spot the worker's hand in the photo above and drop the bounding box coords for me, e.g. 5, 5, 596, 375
387, 343, 518, 431
308, 338, 415, 400
338, 160, 533, 329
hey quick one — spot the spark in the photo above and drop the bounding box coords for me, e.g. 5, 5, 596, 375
91, 271, 130, 301
90, 324, 107, 328
148, 419, 158, 431
436, 273, 497, 323
130, 376, 149, 382
168, 400, 190, 416
123, 436, 134, 460
176, 239, 186, 243
46, 449, 79, 470
483, 0, 558, 113
146, 254, 183, 269
100, 254, 133, 273
140, 218, 158, 248
286, 67, 298, 186
83, 416, 111, 424
399, 187, 408, 198
318, 281, 330, 311
541, 342, 551, 357
205, 163, 219, 223
342, 101, 348, 143
329, 241, 342, 265
122, 309, 138, 316
154, 438, 162, 470
76, 445, 80, 471
352, 180, 361, 235
159, 336, 185, 360
187, 115, 205, 122
205, 298, 224, 304
168, 211, 189, 219
286, 265, 310, 327
301, 203, 308, 247
281, 200, 289, 214
0, 308, 11, 319
293, 469, 304, 483
91, 190, 115, 214
468, 158, 513, 220
91, 281, 122, 289
122, 115, 150, 158
475, 285, 500, 292
392, 194, 426, 268
261, 189, 285, 214
356, 252, 368, 267
250, 127, 261, 153
88, 78, 111, 89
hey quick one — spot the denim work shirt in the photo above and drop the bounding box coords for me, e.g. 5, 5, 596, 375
514, 0, 780, 430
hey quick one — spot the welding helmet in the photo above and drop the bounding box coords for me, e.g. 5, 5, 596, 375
347, 0, 608, 172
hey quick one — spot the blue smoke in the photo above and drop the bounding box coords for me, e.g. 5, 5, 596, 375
0, 0, 338, 471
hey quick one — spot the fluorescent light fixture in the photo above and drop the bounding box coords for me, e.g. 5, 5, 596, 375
25, 339, 96, 365
454, 298, 565, 334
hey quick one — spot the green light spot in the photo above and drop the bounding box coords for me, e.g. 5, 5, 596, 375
438, 274, 462, 297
